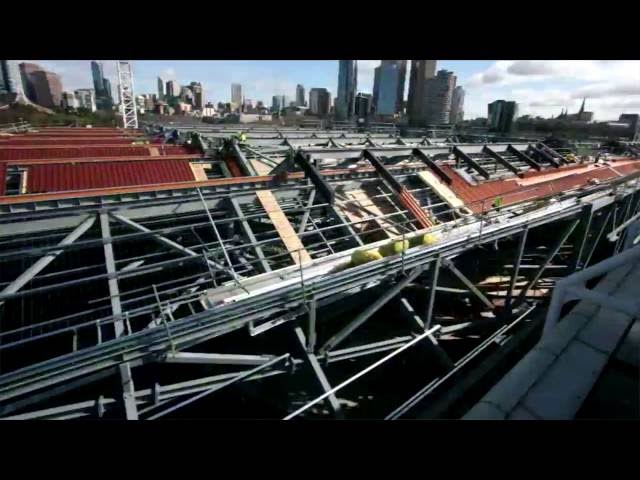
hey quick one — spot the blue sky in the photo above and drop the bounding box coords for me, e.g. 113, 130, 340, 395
20, 60, 640, 121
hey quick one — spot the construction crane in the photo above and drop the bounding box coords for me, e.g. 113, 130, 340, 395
116, 61, 138, 129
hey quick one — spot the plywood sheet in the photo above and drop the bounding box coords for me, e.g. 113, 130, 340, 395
417, 170, 465, 209
190, 163, 208, 181
256, 190, 312, 264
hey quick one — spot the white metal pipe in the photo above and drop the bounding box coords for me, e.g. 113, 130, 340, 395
284, 325, 441, 420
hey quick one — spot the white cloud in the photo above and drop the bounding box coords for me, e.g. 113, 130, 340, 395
463, 60, 640, 120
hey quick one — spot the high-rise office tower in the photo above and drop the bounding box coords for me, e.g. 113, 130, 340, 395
354, 92, 372, 120
30, 70, 63, 108
336, 60, 357, 120
488, 100, 518, 133
422, 70, 456, 125
190, 82, 203, 109
373, 60, 407, 116
309, 88, 331, 116
91, 61, 106, 96
19, 62, 43, 102
166, 80, 180, 98
0, 60, 25, 101
296, 84, 306, 107
231, 83, 242, 106
157, 77, 165, 100
450, 86, 465, 124
407, 60, 437, 125
103, 78, 113, 104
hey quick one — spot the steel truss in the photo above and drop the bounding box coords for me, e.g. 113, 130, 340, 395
0, 148, 638, 419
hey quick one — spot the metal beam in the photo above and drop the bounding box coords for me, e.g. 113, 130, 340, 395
0, 215, 95, 305
293, 152, 335, 204
229, 197, 271, 273
165, 352, 276, 366
298, 189, 316, 235
362, 149, 404, 192
514, 218, 580, 306
452, 146, 491, 180
507, 144, 541, 170
146, 354, 290, 420
318, 266, 424, 354
530, 145, 560, 167
442, 258, 494, 310
109, 212, 226, 271
285, 325, 442, 419
294, 327, 343, 418
100, 213, 138, 420
584, 210, 613, 268
231, 141, 257, 176
424, 255, 441, 330
482, 145, 520, 175
504, 227, 529, 313
412, 148, 452, 185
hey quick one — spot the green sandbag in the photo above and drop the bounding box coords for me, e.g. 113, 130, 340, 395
379, 239, 410, 257
351, 248, 383, 266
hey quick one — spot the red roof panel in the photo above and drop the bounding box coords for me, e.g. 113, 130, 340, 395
0, 162, 6, 196
0, 144, 198, 161
26, 159, 196, 193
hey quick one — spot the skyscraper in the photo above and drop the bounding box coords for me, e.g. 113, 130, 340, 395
0, 60, 25, 101
373, 60, 407, 116
103, 78, 113, 105
30, 70, 63, 108
231, 83, 242, 106
166, 80, 179, 98
190, 82, 203, 109
157, 77, 165, 100
423, 70, 456, 125
309, 88, 331, 116
91, 61, 106, 96
407, 60, 437, 125
19, 62, 43, 102
296, 84, 306, 107
488, 100, 518, 133
336, 60, 357, 120
354, 93, 372, 121
450, 86, 465, 124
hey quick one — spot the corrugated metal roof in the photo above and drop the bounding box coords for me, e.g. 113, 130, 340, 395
0, 162, 6, 196
0, 145, 196, 161
0, 138, 163, 146
441, 161, 640, 213
26, 159, 196, 193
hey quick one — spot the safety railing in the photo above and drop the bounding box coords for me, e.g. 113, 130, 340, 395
542, 243, 640, 339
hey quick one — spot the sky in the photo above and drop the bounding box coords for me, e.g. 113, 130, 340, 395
19, 60, 640, 121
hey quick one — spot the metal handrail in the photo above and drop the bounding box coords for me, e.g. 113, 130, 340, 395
542, 243, 640, 338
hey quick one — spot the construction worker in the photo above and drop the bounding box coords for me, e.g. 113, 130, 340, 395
492, 196, 504, 211
239, 132, 247, 143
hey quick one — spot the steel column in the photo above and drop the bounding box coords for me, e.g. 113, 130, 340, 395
294, 327, 343, 418
505, 227, 529, 313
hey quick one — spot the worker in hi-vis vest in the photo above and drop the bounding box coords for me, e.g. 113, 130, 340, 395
492, 196, 503, 211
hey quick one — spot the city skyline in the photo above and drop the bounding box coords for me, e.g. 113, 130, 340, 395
11, 60, 640, 121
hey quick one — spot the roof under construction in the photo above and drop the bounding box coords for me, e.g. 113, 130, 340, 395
0, 124, 637, 420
